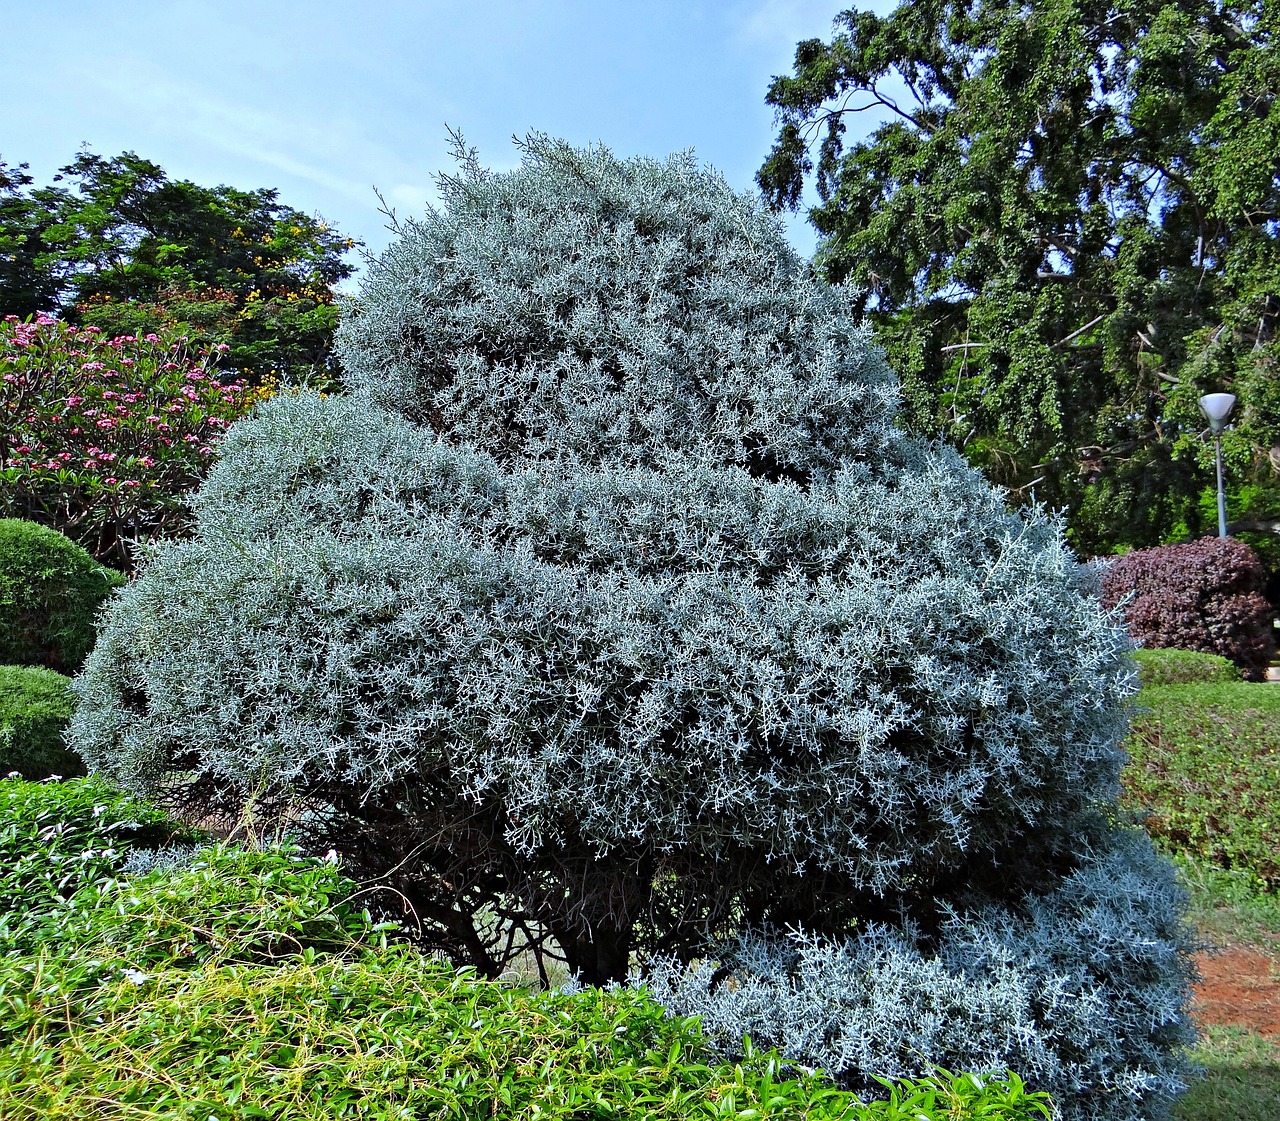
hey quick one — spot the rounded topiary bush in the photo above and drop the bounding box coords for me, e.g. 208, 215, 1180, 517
336, 135, 899, 478
70, 138, 1193, 1120
0, 664, 81, 778
1098, 537, 1274, 680
0, 518, 126, 673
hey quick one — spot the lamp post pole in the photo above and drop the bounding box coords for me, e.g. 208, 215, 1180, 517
1198, 393, 1237, 539
1214, 432, 1227, 539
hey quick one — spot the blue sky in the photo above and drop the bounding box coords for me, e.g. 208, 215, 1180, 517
4, 1, 892, 280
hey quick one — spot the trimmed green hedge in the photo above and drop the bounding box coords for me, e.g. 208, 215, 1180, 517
0, 518, 125, 673
0, 664, 81, 778
0, 777, 1053, 1121
1133, 648, 1241, 687
1125, 683, 1280, 887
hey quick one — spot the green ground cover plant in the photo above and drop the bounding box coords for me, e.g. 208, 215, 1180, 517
0, 776, 1054, 1121
0, 664, 79, 778
0, 775, 176, 916
1124, 683, 1280, 887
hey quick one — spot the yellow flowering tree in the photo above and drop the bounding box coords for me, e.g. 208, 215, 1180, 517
1, 150, 360, 387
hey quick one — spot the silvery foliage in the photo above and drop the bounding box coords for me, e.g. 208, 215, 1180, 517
641, 828, 1198, 1121
335, 137, 900, 479
72, 389, 1130, 894
67, 137, 1190, 1110
121, 843, 202, 877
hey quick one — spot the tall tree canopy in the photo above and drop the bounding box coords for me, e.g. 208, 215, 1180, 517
0, 151, 359, 384
759, 0, 1280, 560
0, 162, 63, 316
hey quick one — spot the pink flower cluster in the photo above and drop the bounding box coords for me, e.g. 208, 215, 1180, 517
0, 316, 258, 528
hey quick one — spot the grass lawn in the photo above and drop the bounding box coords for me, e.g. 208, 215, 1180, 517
1176, 1027, 1280, 1121
1123, 674, 1280, 1121
1124, 682, 1280, 887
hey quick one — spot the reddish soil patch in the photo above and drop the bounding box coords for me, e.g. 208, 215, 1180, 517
1193, 946, 1280, 1039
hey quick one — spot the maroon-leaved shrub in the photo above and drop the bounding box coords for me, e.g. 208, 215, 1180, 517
1099, 537, 1275, 680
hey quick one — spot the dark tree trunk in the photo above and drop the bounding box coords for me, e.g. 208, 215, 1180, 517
555, 920, 634, 986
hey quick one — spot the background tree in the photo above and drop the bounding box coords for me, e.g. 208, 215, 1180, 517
70, 138, 1192, 1119
0, 161, 62, 317
0, 150, 359, 385
759, 0, 1280, 563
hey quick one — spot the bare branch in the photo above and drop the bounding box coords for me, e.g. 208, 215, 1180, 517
1053, 314, 1106, 348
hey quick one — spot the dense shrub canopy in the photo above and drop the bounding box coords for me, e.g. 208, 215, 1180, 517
645, 827, 1193, 1118
0, 518, 125, 673
336, 137, 899, 480
1099, 537, 1274, 680
70, 138, 1189, 1119
0, 664, 79, 778
1132, 648, 1240, 688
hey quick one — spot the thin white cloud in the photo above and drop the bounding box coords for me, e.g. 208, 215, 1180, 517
76, 62, 427, 213
732, 0, 898, 54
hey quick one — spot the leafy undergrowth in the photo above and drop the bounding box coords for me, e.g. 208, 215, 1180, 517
1124, 682, 1280, 886
1174, 854, 1280, 952
0, 777, 1053, 1121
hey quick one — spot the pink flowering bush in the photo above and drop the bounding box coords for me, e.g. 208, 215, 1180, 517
0, 315, 257, 568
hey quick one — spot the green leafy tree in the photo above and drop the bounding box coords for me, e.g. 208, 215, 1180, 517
759, 0, 1280, 560
0, 150, 359, 386
0, 161, 62, 317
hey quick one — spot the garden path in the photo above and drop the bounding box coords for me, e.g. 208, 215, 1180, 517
1193, 943, 1280, 1039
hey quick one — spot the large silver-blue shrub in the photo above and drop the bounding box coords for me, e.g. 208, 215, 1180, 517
640, 826, 1195, 1121
69, 138, 1193, 1119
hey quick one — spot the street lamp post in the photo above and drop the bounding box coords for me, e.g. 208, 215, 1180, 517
1198, 392, 1237, 538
